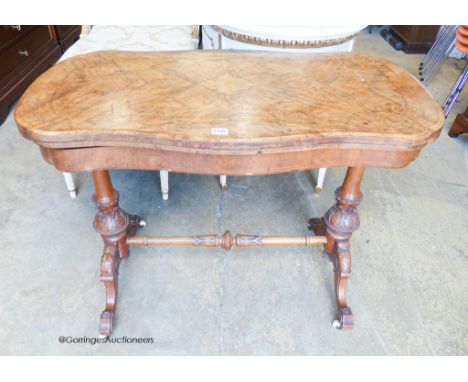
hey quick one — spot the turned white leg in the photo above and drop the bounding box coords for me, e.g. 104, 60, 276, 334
219, 175, 227, 191
160, 170, 169, 200
63, 172, 77, 199
216, 37, 227, 192
315, 168, 327, 193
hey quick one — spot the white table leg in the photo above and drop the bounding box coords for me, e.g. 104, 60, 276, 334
219, 175, 227, 191
217, 38, 227, 193
160, 170, 169, 200
315, 168, 327, 193
63, 172, 77, 199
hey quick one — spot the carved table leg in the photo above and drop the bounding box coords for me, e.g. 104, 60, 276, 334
92, 170, 144, 336
323, 167, 364, 330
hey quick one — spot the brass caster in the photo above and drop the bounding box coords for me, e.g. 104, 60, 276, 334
315, 186, 322, 193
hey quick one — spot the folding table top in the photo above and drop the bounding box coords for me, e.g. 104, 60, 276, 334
15, 50, 444, 152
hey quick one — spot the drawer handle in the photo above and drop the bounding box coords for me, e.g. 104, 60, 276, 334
17, 49, 29, 57
11, 25, 21, 31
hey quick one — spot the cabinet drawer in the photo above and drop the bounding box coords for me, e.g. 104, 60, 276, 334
0, 25, 34, 51
0, 26, 54, 80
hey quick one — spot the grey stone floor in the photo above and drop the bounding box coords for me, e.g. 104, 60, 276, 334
0, 30, 467, 355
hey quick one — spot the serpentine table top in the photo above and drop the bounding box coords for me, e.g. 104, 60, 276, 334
15, 50, 443, 174
14, 51, 444, 336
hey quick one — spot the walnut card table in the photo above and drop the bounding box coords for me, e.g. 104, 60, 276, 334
14, 51, 444, 336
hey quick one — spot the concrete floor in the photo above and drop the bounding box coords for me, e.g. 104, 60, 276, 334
0, 29, 467, 355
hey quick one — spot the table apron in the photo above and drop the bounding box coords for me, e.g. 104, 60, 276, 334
40, 145, 422, 175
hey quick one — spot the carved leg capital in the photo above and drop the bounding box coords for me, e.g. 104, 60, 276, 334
93, 190, 141, 260
323, 186, 361, 239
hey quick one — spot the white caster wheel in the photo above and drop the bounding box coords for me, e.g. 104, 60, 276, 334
332, 319, 342, 329
139, 220, 146, 227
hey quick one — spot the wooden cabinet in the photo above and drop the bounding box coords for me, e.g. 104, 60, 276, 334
381, 25, 440, 54
54, 25, 81, 51
0, 25, 81, 125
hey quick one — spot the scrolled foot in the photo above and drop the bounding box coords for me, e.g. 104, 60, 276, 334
333, 307, 354, 330
99, 310, 114, 337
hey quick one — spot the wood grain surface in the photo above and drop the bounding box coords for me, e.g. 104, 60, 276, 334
15, 50, 444, 152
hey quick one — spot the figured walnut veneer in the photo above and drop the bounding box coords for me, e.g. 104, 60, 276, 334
15, 51, 443, 174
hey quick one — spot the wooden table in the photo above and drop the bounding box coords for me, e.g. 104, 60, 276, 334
15, 51, 444, 336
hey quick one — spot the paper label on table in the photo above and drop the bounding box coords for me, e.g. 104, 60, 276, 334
211, 128, 229, 136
